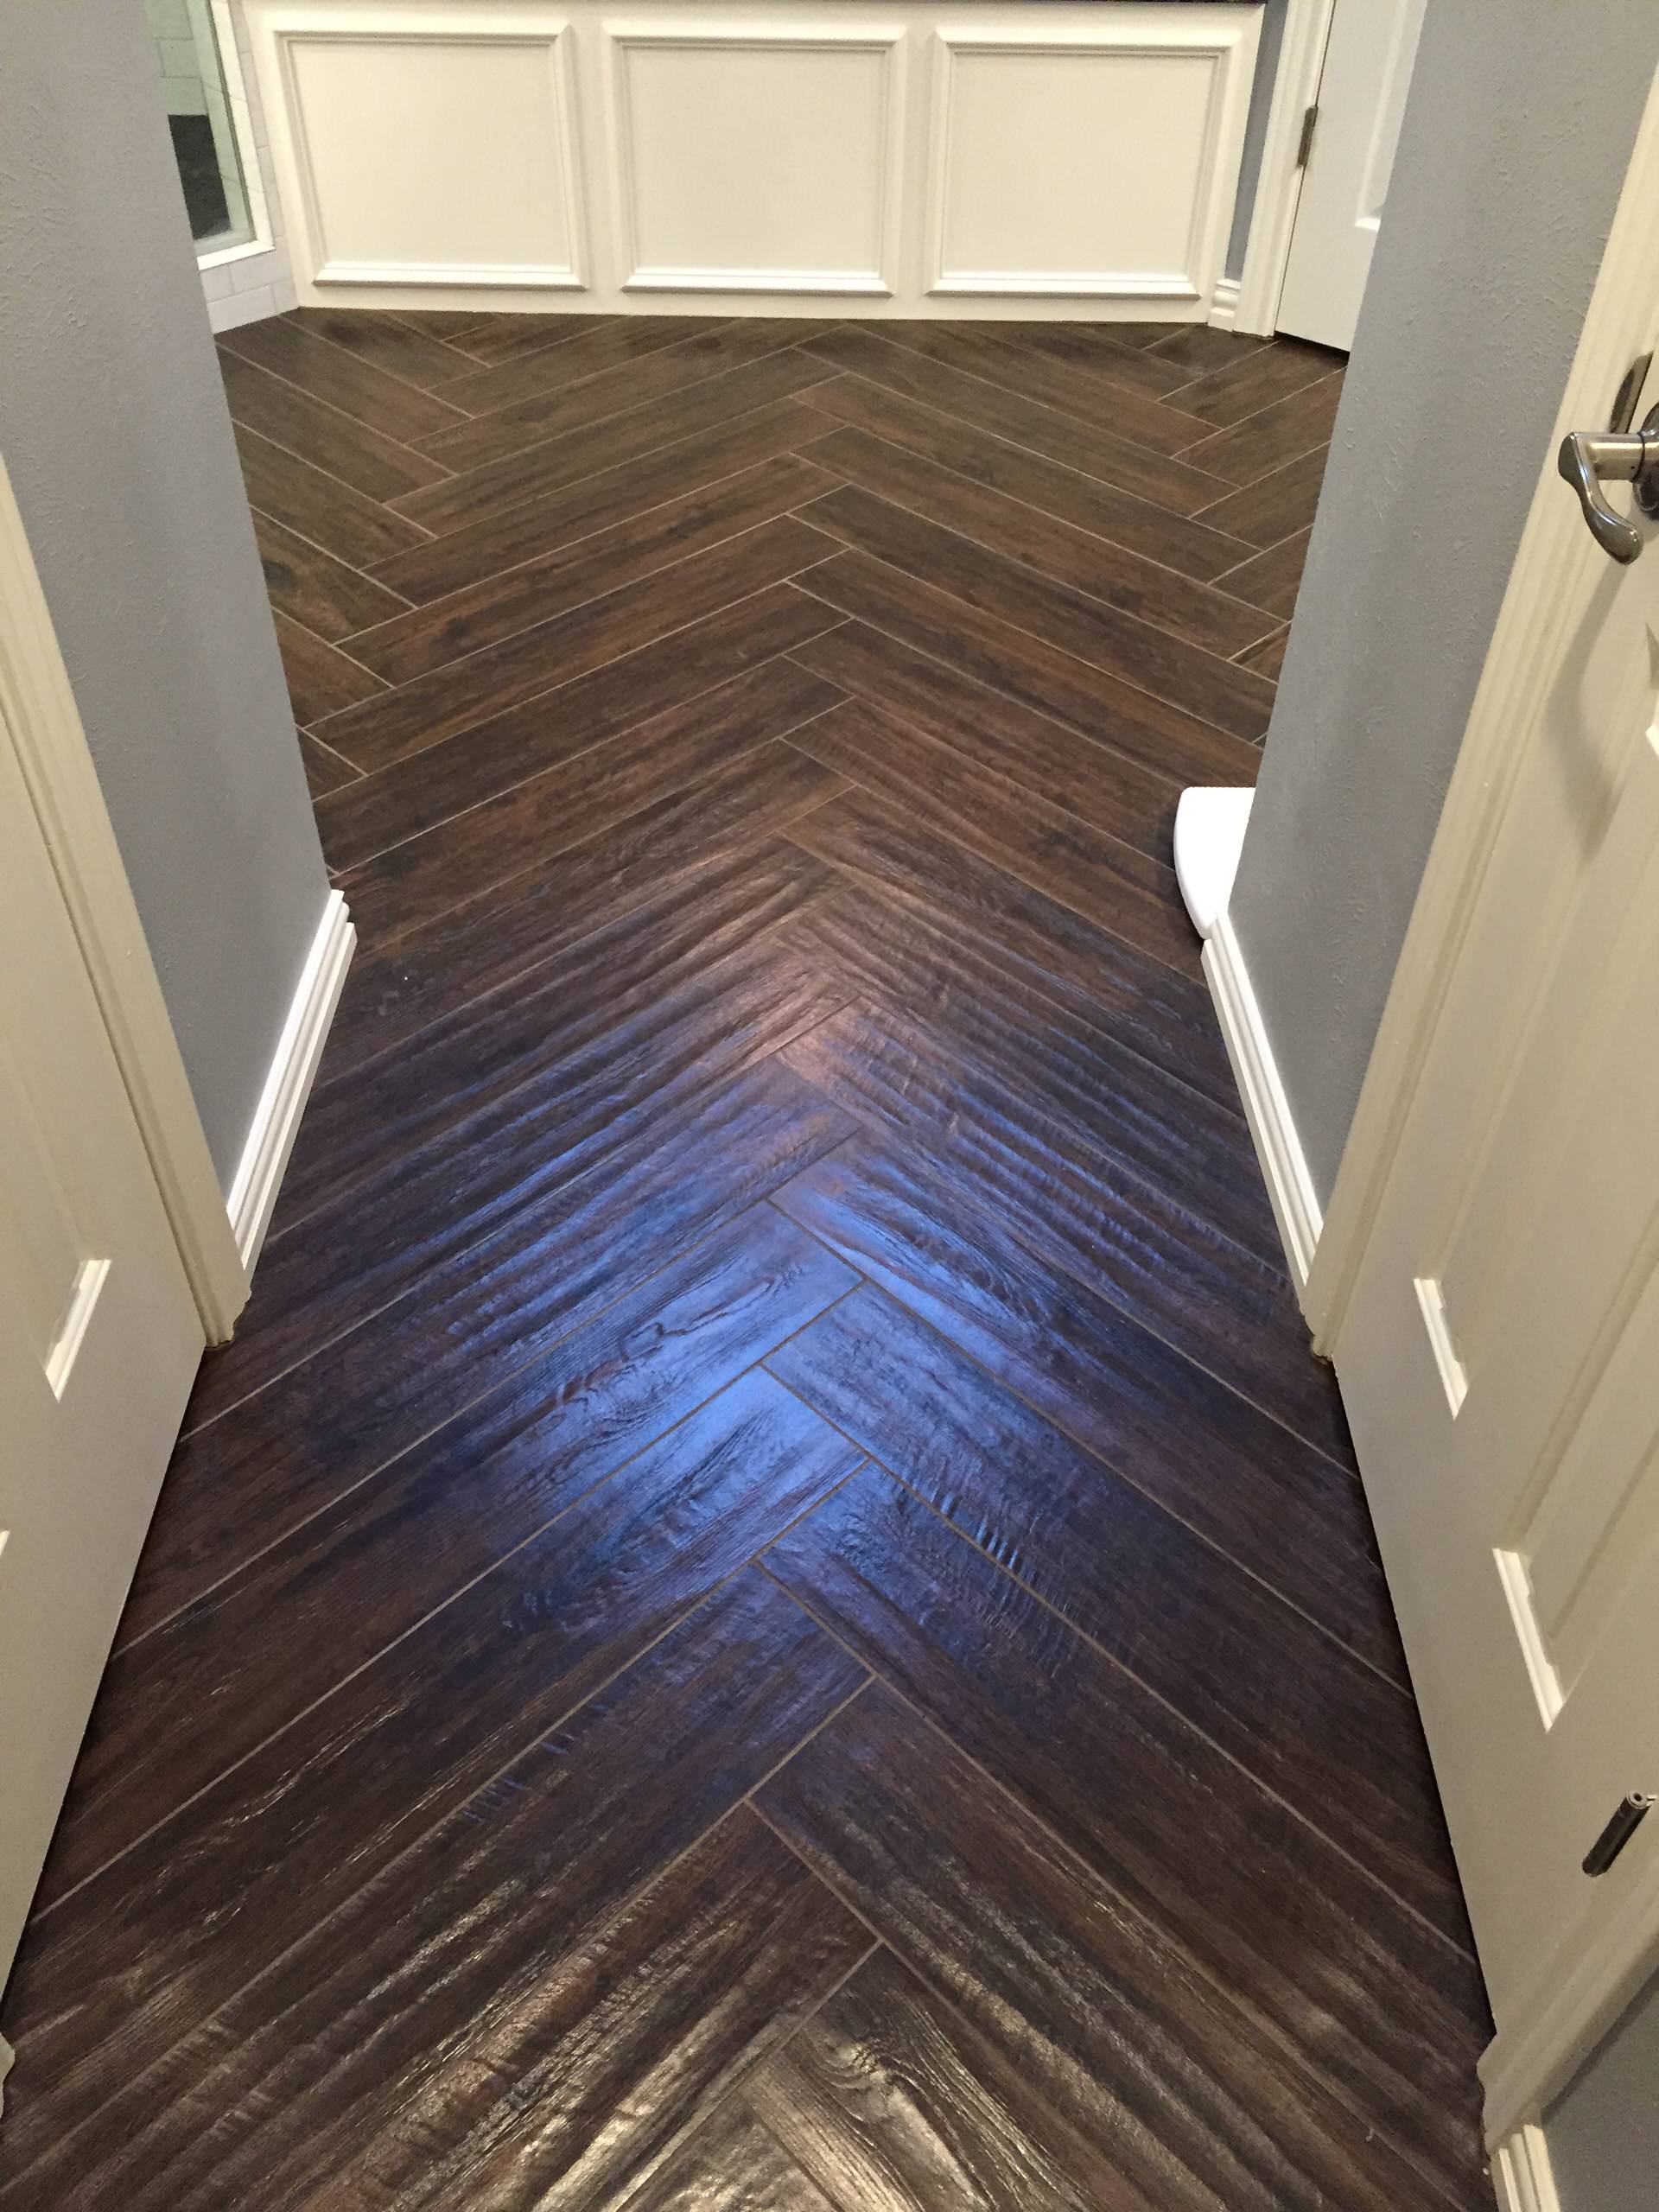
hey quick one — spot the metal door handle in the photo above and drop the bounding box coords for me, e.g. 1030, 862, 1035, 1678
1558, 420, 1659, 563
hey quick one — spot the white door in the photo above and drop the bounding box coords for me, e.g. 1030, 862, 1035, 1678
1276, 0, 1426, 351
0, 654, 203, 1986
1333, 317, 1659, 2027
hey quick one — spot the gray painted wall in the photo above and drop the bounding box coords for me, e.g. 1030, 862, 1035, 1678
1224, 0, 1287, 283
0, 0, 329, 1188
1230, 0, 1659, 1200
1545, 1968, 1659, 2210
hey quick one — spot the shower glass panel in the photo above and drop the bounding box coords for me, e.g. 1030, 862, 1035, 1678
148, 0, 256, 253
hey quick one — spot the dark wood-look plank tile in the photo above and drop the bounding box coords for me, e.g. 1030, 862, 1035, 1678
292, 304, 486, 388
58, 1329, 860, 1901
801, 482, 1275, 742
315, 515, 831, 772
787, 785, 1234, 1111
758, 1689, 1459, 2212
622, 2094, 842, 2212
340, 652, 840, 941
396, 348, 837, 535
738, 1948, 1110, 2212
801, 425, 1272, 659
770, 1133, 1388, 1666
790, 698, 1193, 971
314, 582, 842, 872
374, 392, 833, 604
296, 729, 361, 799
875, 321, 1210, 456
406, 308, 610, 363
230, 416, 431, 567
423, 320, 823, 472
791, 617, 1179, 861
1147, 321, 1270, 376
270, 608, 385, 726
1237, 623, 1289, 680
118, 1060, 854, 1647
1167, 335, 1341, 427
8, 1572, 866, 2196
248, 505, 410, 642
1197, 440, 1331, 546
800, 372, 1254, 582
801, 327, 1236, 513
1182, 372, 1345, 484
327, 767, 842, 1075
434, 314, 733, 418
1217, 526, 1313, 619
347, 454, 837, 683
766, 1477, 1490, 2209
798, 550, 1260, 789
216, 343, 452, 500
1014, 318, 1207, 399
219, 312, 471, 443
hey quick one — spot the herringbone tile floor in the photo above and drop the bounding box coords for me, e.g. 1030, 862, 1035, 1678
0, 309, 1494, 2209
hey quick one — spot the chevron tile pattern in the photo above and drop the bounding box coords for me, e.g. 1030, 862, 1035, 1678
0, 309, 1494, 2210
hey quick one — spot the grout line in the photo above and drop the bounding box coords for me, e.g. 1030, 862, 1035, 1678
1173, 369, 1345, 472
232, 417, 439, 544
299, 728, 367, 785
248, 502, 417, 613
250, 315, 480, 421
1190, 436, 1334, 527
216, 341, 461, 483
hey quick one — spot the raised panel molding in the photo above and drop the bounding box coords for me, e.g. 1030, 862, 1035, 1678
251, 4, 589, 290
925, 16, 1255, 301
605, 22, 906, 295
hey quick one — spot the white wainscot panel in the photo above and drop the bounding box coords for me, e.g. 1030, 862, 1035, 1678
607, 23, 905, 294
260, 5, 587, 289
926, 14, 1253, 301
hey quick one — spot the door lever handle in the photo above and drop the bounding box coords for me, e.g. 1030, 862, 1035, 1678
1558, 423, 1659, 563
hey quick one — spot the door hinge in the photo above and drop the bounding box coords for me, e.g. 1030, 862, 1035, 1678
1296, 104, 1319, 169
1583, 1792, 1656, 1877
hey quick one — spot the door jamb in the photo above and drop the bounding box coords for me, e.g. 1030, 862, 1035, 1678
1215, 0, 1333, 336
0, 454, 249, 1343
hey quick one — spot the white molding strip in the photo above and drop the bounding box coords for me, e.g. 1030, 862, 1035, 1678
1207, 273, 1240, 327
1202, 907, 1323, 1294
0, 2033, 12, 2120
1491, 2124, 1562, 2212
226, 889, 354, 1274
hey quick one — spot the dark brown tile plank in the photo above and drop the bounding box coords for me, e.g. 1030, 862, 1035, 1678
293, 305, 486, 390
220, 312, 470, 443
1013, 319, 1205, 399
790, 698, 1193, 971
622, 2094, 842, 2212
798, 548, 1262, 786
10, 1571, 866, 2196
771, 1130, 1388, 1665
296, 730, 361, 799
116, 1059, 854, 1646
800, 372, 1253, 582
316, 514, 831, 773
1237, 624, 1289, 680
340, 652, 841, 940
347, 454, 837, 683
249, 505, 410, 642
217, 344, 451, 500
435, 314, 733, 418
1197, 441, 1331, 547
271, 609, 385, 726
801, 327, 1235, 513
396, 348, 837, 535
1217, 526, 1313, 619
230, 417, 430, 567
315, 582, 842, 871
1147, 321, 1271, 376
801, 425, 1271, 659
801, 481, 1275, 742
411, 308, 610, 364
60, 1258, 858, 1902
758, 1690, 1459, 2212
1168, 336, 1342, 428
875, 321, 1210, 456
375, 392, 833, 604
768, 1480, 1489, 2207
1182, 372, 1345, 484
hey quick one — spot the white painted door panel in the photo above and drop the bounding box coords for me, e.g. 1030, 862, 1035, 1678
0, 657, 201, 1990
1277, 0, 1425, 350
1337, 343, 1659, 2023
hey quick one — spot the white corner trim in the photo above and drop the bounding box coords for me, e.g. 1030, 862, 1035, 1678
1491, 2125, 1562, 2212
1208, 274, 1240, 328
0, 2032, 12, 2119
227, 889, 354, 1274
1202, 907, 1323, 1294
1230, 0, 1334, 337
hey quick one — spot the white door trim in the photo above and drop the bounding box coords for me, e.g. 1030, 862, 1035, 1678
1215, 0, 1332, 336
0, 454, 249, 1343
1305, 56, 1659, 1370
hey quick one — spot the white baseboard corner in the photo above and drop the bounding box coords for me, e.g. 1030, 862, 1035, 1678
1491, 2124, 1562, 2212
226, 888, 355, 1276
1202, 908, 1323, 1296
0, 2031, 12, 2120
1208, 275, 1241, 329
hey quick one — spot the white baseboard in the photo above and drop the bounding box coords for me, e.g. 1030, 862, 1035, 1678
1202, 907, 1323, 1295
226, 889, 354, 1274
0, 2031, 12, 2119
1208, 275, 1241, 328
1491, 2125, 1562, 2212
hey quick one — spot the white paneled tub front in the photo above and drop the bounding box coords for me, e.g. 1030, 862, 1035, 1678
242, 0, 1262, 321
